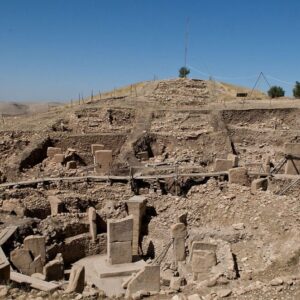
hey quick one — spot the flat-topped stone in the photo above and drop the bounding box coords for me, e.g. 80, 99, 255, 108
127, 195, 147, 204
75, 254, 146, 297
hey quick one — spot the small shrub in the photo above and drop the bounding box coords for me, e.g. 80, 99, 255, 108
179, 67, 190, 78
267, 86, 285, 98
293, 81, 300, 98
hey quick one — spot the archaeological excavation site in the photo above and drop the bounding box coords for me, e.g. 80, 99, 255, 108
0, 78, 300, 300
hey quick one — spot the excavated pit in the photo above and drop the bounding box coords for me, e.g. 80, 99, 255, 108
0, 79, 300, 299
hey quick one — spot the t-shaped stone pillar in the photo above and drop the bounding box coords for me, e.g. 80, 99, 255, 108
88, 207, 97, 242
126, 196, 147, 256
171, 223, 187, 263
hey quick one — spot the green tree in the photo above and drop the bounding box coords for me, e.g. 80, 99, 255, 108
293, 81, 300, 98
179, 66, 190, 78
267, 86, 285, 98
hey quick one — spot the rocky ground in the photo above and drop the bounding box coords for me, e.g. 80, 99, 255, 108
0, 78, 299, 299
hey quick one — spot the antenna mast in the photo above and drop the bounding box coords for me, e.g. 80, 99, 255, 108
184, 18, 189, 68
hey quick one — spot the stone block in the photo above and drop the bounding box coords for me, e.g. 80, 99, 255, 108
126, 265, 160, 297
10, 249, 43, 275
53, 153, 65, 164
108, 241, 132, 265
191, 249, 217, 273
137, 151, 149, 161
251, 178, 268, 194
214, 159, 234, 172
10, 248, 33, 274
66, 161, 77, 170
0, 247, 10, 282
91, 144, 104, 155
1, 199, 26, 217
48, 196, 64, 216
228, 167, 249, 186
65, 265, 85, 293
47, 147, 62, 159
43, 254, 64, 281
94, 150, 113, 175
284, 143, 300, 157
108, 216, 133, 243
285, 159, 300, 175
24, 235, 46, 263
227, 154, 239, 167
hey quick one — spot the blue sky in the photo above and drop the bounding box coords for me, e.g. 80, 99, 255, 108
0, 0, 299, 101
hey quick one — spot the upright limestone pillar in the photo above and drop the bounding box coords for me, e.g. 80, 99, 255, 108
88, 207, 97, 242
126, 196, 147, 256
171, 223, 187, 263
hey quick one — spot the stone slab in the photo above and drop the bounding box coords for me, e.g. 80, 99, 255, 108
214, 159, 234, 172
126, 265, 160, 296
94, 150, 113, 175
91, 144, 105, 155
10, 248, 33, 275
10, 271, 59, 292
65, 264, 85, 293
0, 246, 10, 282
108, 241, 132, 265
47, 147, 62, 159
284, 143, 300, 157
108, 216, 133, 243
191, 249, 217, 273
24, 235, 46, 263
43, 257, 64, 281
0, 226, 18, 246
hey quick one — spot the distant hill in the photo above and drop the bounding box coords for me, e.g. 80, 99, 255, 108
0, 101, 64, 116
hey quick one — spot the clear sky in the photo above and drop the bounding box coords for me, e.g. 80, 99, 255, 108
0, 0, 299, 101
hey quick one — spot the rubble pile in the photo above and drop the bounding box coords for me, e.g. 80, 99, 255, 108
149, 79, 210, 106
